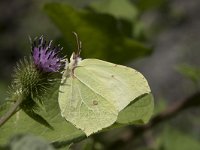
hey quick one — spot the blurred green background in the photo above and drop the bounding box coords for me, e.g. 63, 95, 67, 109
1, 0, 200, 149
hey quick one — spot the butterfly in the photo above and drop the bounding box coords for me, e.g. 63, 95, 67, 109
58, 32, 151, 136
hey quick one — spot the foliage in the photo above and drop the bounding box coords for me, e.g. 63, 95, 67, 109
0, 81, 153, 147
43, 3, 152, 64
89, 0, 146, 40
135, 0, 168, 11
1, 134, 56, 150
89, 0, 138, 21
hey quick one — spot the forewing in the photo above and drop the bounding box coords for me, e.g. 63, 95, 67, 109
58, 76, 118, 136
75, 59, 151, 111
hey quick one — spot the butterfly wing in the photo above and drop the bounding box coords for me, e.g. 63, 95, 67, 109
59, 71, 118, 136
59, 58, 151, 136
75, 59, 151, 111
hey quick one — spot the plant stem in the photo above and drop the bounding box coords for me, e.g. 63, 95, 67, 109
0, 98, 23, 127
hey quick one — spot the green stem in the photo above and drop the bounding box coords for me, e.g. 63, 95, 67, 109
0, 98, 23, 127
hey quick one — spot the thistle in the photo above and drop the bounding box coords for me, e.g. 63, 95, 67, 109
14, 36, 63, 102
0, 36, 64, 127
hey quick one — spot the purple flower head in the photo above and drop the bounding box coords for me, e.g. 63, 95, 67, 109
31, 36, 64, 73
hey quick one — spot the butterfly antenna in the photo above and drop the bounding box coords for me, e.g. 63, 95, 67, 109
79, 40, 82, 56
72, 32, 82, 57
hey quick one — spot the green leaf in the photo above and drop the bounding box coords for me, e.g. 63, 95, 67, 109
2, 134, 56, 150
89, 0, 138, 21
43, 3, 151, 64
59, 58, 152, 136
0, 84, 85, 146
89, 0, 147, 40
136, 0, 168, 11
